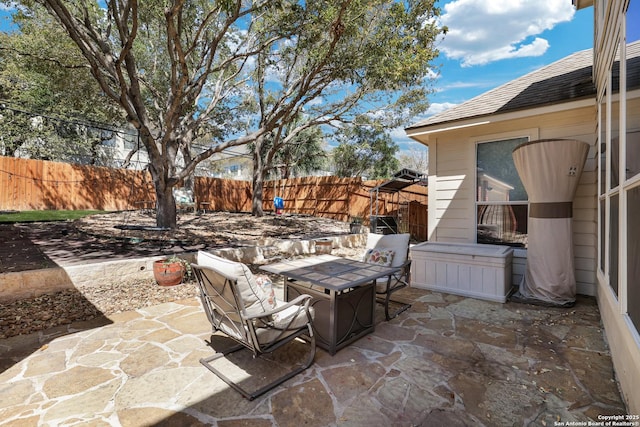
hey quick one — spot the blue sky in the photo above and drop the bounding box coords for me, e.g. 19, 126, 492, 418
394, 0, 599, 153
396, 0, 640, 153
3, 1, 639, 158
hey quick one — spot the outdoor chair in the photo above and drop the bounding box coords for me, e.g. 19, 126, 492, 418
192, 250, 316, 401
364, 233, 412, 320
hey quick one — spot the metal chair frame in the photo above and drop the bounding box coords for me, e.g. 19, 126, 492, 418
365, 233, 413, 320
375, 258, 412, 320
192, 263, 316, 401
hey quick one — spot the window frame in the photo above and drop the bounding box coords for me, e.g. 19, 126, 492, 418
473, 129, 538, 247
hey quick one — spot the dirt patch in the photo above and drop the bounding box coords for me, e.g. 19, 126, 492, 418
0, 278, 199, 339
76, 211, 352, 246
0, 211, 354, 274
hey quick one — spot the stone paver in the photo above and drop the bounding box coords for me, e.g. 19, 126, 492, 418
0, 289, 628, 426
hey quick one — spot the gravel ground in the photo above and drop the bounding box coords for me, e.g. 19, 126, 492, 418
1, 212, 361, 339
0, 278, 198, 339
0, 244, 362, 340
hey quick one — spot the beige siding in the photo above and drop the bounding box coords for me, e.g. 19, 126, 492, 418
573, 133, 598, 296
431, 136, 475, 242
419, 106, 598, 295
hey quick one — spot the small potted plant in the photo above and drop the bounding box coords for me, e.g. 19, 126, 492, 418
153, 255, 191, 286
349, 216, 363, 234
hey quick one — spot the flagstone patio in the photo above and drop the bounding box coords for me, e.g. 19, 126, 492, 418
0, 285, 627, 426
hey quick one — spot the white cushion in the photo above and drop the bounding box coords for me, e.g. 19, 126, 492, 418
197, 251, 276, 316
256, 301, 314, 344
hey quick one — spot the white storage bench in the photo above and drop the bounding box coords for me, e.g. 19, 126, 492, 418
410, 242, 514, 303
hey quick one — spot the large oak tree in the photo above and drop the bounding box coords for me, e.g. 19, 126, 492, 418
4, 0, 444, 226
9, 0, 290, 228
246, 0, 443, 215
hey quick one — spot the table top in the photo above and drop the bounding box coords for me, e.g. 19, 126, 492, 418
260, 255, 401, 292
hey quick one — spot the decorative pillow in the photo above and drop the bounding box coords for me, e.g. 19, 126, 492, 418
255, 275, 276, 309
363, 248, 395, 267
197, 251, 277, 316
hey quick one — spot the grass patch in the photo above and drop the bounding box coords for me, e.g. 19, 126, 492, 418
0, 210, 106, 223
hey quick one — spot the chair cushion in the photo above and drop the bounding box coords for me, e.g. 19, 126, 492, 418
256, 301, 314, 344
363, 248, 395, 266
197, 251, 277, 316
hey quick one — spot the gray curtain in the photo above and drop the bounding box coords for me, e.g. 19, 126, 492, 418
512, 139, 590, 306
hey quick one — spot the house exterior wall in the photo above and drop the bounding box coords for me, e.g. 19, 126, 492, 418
589, 0, 640, 413
408, 0, 639, 410
413, 105, 599, 295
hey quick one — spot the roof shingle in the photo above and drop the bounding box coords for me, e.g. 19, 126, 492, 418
407, 40, 640, 131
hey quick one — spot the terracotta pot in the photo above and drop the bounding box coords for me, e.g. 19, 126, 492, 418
153, 260, 184, 286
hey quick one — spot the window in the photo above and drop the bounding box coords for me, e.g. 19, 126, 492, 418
476, 137, 528, 247
600, 99, 607, 195
226, 164, 240, 174
599, 10, 640, 312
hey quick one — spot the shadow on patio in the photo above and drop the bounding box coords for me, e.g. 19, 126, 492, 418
0, 287, 627, 426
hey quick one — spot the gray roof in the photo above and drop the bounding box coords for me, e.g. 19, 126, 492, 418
407, 40, 640, 131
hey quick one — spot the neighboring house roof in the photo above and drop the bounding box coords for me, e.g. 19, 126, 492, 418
407, 40, 640, 132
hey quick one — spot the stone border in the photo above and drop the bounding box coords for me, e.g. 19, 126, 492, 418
0, 234, 366, 303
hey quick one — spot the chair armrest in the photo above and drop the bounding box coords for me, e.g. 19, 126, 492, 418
243, 294, 312, 321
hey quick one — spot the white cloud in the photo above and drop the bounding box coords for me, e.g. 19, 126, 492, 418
398, 102, 458, 136
390, 125, 410, 141
0, 3, 17, 11
426, 102, 458, 116
305, 96, 325, 107
402, 102, 458, 128
438, 0, 575, 67
391, 126, 426, 149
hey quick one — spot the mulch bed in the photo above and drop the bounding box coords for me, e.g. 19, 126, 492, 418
0, 211, 360, 339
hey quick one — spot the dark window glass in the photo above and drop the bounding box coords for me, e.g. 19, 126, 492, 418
628, 186, 640, 330
600, 103, 607, 195
600, 198, 606, 272
610, 195, 619, 296
477, 138, 528, 202
612, 43, 621, 189
627, 131, 640, 181
477, 204, 528, 247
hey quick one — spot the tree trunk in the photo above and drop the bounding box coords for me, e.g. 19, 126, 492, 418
149, 161, 177, 229
155, 184, 177, 229
251, 137, 265, 217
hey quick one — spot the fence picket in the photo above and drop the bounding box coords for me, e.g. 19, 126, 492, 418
0, 156, 428, 239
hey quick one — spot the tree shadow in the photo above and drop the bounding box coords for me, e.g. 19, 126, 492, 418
0, 224, 113, 373
0, 312, 112, 374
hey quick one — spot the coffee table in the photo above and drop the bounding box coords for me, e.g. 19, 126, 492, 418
260, 255, 401, 355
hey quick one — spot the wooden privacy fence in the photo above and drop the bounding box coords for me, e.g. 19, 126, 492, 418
0, 156, 153, 211
263, 176, 428, 220
0, 156, 427, 238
